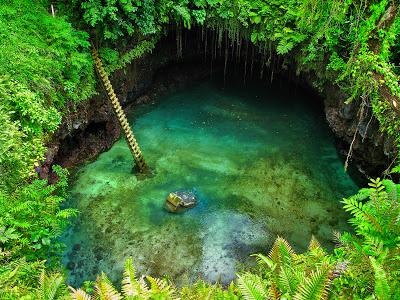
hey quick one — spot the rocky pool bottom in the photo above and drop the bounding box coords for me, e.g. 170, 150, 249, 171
61, 80, 358, 287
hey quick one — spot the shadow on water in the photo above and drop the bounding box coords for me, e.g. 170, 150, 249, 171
61, 78, 359, 287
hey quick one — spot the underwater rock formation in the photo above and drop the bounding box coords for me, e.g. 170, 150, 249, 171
164, 190, 197, 212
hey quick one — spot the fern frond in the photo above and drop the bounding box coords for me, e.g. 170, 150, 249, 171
237, 273, 267, 300
95, 272, 122, 300
268, 284, 281, 300
332, 231, 343, 247
146, 275, 176, 297
368, 178, 382, 188
251, 253, 276, 271
293, 264, 332, 300
277, 265, 298, 295
181, 280, 215, 299
342, 196, 382, 233
308, 236, 321, 251
69, 287, 92, 300
0, 263, 21, 287
293, 270, 306, 286
121, 258, 149, 298
269, 237, 296, 270
370, 257, 390, 300
38, 271, 64, 300
146, 276, 167, 292
382, 179, 398, 202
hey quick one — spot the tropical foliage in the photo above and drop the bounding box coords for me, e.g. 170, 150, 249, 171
1, 179, 398, 299
0, 1, 91, 297
0, 0, 95, 191
63, 0, 400, 158
332, 178, 400, 299
0, 0, 399, 299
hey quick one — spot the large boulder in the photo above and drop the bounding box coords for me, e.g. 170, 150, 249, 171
164, 190, 197, 213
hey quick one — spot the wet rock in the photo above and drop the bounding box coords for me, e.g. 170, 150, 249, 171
66, 261, 75, 270
164, 190, 197, 213
73, 121, 83, 130
73, 243, 81, 251
136, 95, 151, 104
323, 82, 394, 176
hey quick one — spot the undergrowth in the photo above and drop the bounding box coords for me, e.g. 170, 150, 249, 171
0, 0, 399, 299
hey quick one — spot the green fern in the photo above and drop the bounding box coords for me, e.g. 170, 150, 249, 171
121, 258, 149, 299
308, 236, 322, 251
251, 253, 276, 271
146, 275, 177, 298
342, 194, 382, 235
293, 264, 332, 300
69, 287, 92, 300
95, 272, 122, 300
277, 265, 298, 295
370, 257, 390, 300
268, 237, 296, 270
237, 273, 267, 300
268, 284, 281, 300
37, 272, 65, 300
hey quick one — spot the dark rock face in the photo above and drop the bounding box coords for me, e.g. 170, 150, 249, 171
164, 191, 197, 213
39, 31, 394, 181
323, 83, 395, 177
40, 36, 211, 181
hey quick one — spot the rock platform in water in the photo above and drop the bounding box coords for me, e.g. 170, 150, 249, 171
164, 190, 197, 212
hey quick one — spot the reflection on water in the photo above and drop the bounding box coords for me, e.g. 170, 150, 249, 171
61, 80, 358, 287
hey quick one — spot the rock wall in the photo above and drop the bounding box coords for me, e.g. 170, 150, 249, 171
323, 82, 395, 178
40, 37, 212, 181
40, 34, 395, 181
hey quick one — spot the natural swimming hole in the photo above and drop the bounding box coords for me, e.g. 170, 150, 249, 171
61, 79, 359, 287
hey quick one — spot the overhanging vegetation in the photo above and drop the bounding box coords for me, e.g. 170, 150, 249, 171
0, 0, 399, 299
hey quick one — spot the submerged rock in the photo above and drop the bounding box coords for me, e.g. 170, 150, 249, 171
164, 190, 197, 213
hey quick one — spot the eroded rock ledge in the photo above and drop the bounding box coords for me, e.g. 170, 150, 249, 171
40, 35, 395, 182
40, 40, 212, 181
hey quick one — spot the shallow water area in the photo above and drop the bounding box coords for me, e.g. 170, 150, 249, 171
62, 80, 358, 287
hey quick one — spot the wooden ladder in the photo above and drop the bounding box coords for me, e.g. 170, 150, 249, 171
91, 47, 148, 172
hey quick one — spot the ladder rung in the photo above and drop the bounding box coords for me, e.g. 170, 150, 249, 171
92, 46, 147, 172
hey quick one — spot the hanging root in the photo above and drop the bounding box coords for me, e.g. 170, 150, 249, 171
344, 128, 358, 171
176, 21, 183, 58
362, 112, 374, 143
344, 98, 367, 171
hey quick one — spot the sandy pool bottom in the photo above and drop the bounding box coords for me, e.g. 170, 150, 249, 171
61, 81, 358, 287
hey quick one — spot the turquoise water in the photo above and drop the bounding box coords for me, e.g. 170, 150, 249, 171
62, 80, 358, 287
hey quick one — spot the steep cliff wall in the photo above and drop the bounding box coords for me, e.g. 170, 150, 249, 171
40, 34, 395, 181
39, 39, 211, 180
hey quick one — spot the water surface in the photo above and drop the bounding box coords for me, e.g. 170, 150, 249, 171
62, 80, 358, 287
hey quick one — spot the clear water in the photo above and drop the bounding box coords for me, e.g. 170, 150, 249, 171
61, 80, 358, 287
